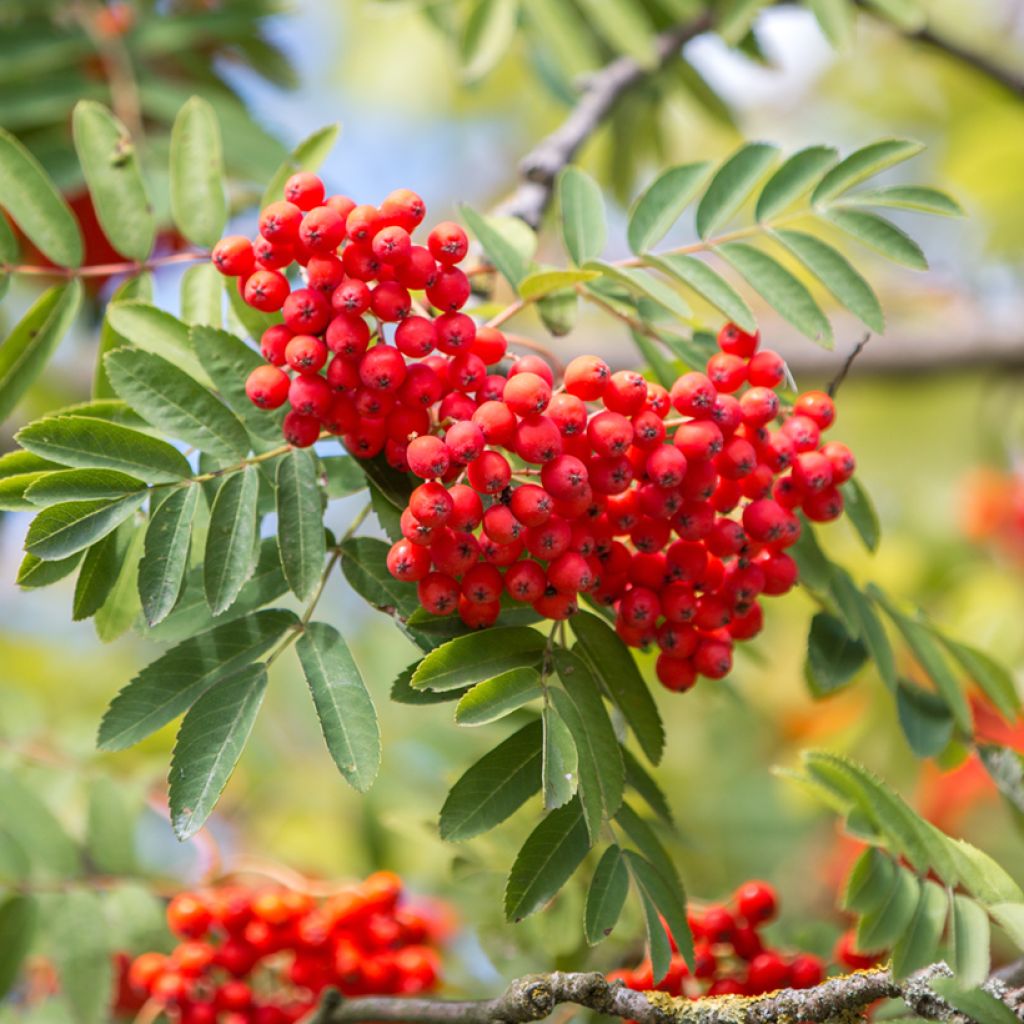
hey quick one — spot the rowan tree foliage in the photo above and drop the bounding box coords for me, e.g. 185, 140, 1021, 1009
0, 3, 1023, 1024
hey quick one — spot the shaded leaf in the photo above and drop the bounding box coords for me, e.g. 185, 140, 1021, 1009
806, 611, 867, 695
85, 777, 138, 876
572, 611, 664, 764
504, 797, 589, 922
856, 864, 919, 952
574, 0, 656, 66
440, 719, 543, 841
18, 550, 82, 589
585, 261, 691, 319
622, 747, 673, 825
204, 465, 260, 615
585, 845, 629, 944
180, 263, 223, 327
644, 253, 755, 333
461, 0, 519, 82
296, 622, 380, 792
896, 680, 954, 758
276, 449, 326, 601
624, 849, 694, 977
97, 608, 296, 750
559, 166, 606, 265
892, 879, 947, 978
169, 664, 268, 839
139, 484, 199, 626
72, 524, 128, 620
0, 768, 80, 877
938, 636, 1020, 723
92, 524, 143, 642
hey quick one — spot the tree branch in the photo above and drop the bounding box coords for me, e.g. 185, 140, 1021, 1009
493, 16, 713, 229
305, 963, 1024, 1024
903, 25, 1024, 97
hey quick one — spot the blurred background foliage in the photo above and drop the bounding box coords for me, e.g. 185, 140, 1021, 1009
2, 0, 1024, 1014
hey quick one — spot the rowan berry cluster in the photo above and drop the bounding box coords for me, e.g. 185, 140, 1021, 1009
385, 327, 853, 692
118, 873, 445, 1023
960, 466, 1024, 564
213, 173, 490, 451
610, 881, 828, 999
212, 179, 856, 691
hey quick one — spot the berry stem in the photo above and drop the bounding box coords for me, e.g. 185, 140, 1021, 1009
3, 250, 209, 279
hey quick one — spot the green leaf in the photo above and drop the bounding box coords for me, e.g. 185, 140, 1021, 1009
455, 667, 544, 725
0, 895, 37, 998
842, 847, 897, 913
553, 647, 625, 828
412, 627, 547, 692
756, 145, 838, 221
72, 101, 154, 262
0, 205, 17, 301
18, 550, 82, 589
585, 845, 629, 944
631, 329, 677, 389
947, 839, 1022, 904
460, 204, 531, 288
559, 166, 607, 265
94, 524, 145, 642
773, 229, 884, 333
169, 663, 268, 839
518, 268, 601, 299
615, 803, 685, 910
718, 242, 834, 346
807, 0, 855, 46
938, 636, 1020, 723
275, 449, 326, 601
191, 325, 282, 446
574, 0, 656, 66
25, 493, 145, 560
537, 288, 578, 336
391, 663, 467, 706
169, 96, 227, 247
260, 124, 340, 211
504, 797, 589, 922
543, 702, 578, 809
891, 879, 947, 978
85, 777, 138, 875
812, 139, 925, 204
94, 274, 152, 400
50, 890, 112, 1024
627, 162, 712, 253
24, 468, 144, 506
0, 280, 82, 423
644, 253, 756, 333
340, 536, 420, 618
840, 185, 963, 217
989, 902, 1024, 952
856, 863, 918, 952
105, 302, 210, 387
624, 849, 694, 978
622, 747, 673, 825
204, 465, 260, 615
0, 769, 80, 878
17, 414, 192, 484
929, 979, 1019, 1024
696, 143, 779, 239
0, 126, 82, 266
831, 572, 897, 689
97, 608, 296, 750
139, 484, 200, 626
322, 455, 367, 499
825, 208, 928, 269
806, 611, 867, 695
868, 587, 972, 734
802, 751, 955, 880
73, 525, 127, 620
296, 621, 380, 793
584, 261, 691, 319
147, 538, 287, 644
461, 0, 519, 81
839, 477, 881, 551
105, 348, 248, 464
896, 681, 954, 758
439, 719, 543, 841
572, 611, 664, 765
180, 263, 223, 327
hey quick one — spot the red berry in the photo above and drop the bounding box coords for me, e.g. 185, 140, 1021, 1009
211, 235, 256, 277
284, 172, 325, 210
259, 201, 302, 243
735, 880, 777, 925
789, 953, 824, 989
407, 435, 451, 479
243, 269, 289, 311
285, 334, 327, 372
372, 225, 412, 265
246, 365, 290, 409
426, 267, 471, 311
717, 321, 760, 357
288, 374, 332, 418
467, 451, 511, 494
471, 327, 508, 365
748, 349, 786, 388
418, 572, 459, 615
283, 411, 321, 447
371, 281, 412, 322
428, 221, 469, 265
167, 894, 211, 938
794, 389, 836, 429
387, 539, 432, 581
564, 355, 611, 400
